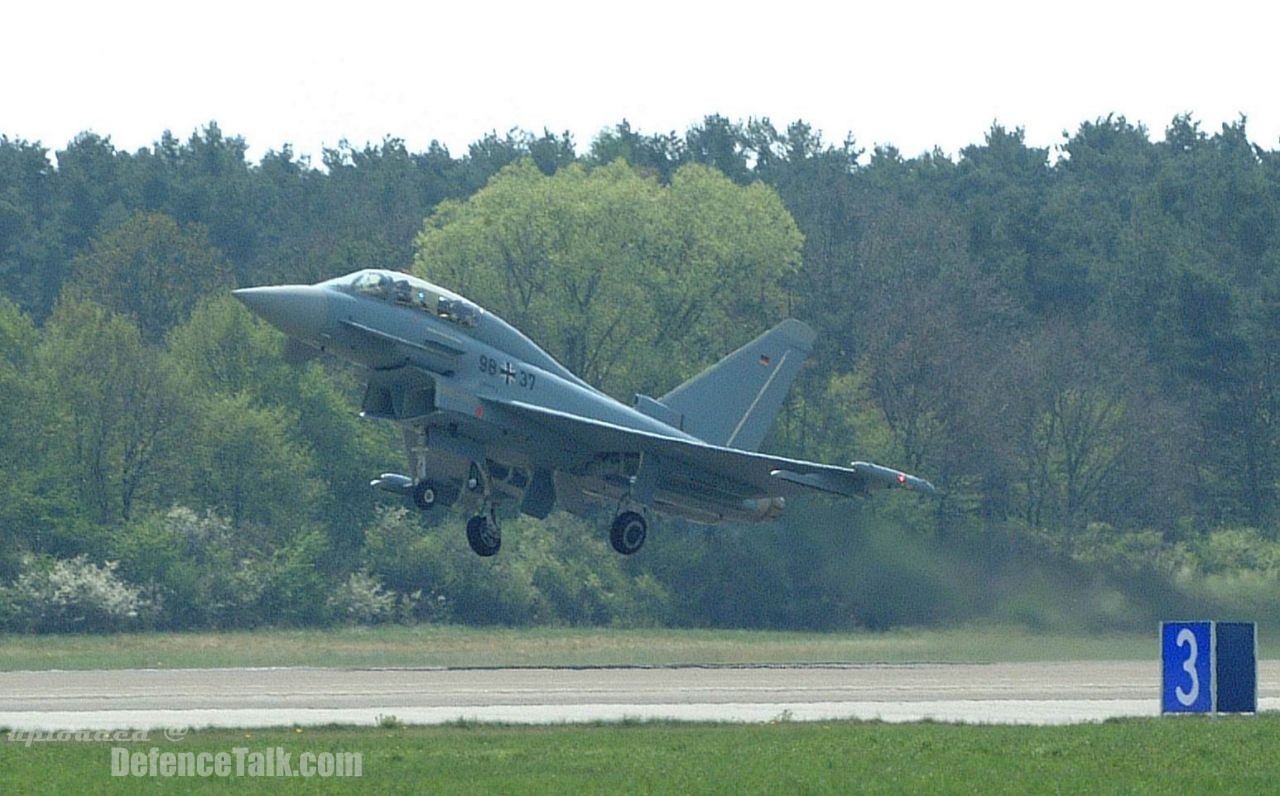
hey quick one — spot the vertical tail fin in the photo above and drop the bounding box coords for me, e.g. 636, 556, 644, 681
657, 319, 815, 451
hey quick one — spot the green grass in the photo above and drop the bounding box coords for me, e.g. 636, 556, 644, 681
1, 716, 1277, 794
0, 625, 1169, 671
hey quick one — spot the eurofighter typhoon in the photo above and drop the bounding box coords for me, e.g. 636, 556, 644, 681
234, 270, 936, 557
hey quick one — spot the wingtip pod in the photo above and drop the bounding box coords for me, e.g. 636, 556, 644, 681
850, 462, 940, 496
769, 462, 938, 500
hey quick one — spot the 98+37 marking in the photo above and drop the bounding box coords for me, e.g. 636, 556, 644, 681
478, 355, 536, 390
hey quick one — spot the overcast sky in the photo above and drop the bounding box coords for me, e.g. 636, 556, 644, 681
4, 0, 1277, 165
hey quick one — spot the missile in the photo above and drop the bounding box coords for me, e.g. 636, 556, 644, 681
369, 473, 414, 495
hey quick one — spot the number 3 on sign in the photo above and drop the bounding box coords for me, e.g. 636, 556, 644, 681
1161, 621, 1212, 713
1175, 628, 1199, 706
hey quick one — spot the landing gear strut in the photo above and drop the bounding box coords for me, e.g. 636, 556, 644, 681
462, 460, 501, 556
466, 511, 501, 557
610, 511, 647, 555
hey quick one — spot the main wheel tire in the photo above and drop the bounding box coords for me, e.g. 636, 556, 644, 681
466, 514, 501, 557
610, 511, 647, 555
412, 480, 439, 511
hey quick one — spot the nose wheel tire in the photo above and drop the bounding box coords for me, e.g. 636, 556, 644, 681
610, 511, 647, 555
412, 480, 439, 511
466, 514, 501, 557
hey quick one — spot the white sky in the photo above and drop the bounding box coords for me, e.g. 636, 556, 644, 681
4, 0, 1278, 165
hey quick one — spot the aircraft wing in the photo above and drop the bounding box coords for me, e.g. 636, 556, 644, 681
486, 398, 937, 501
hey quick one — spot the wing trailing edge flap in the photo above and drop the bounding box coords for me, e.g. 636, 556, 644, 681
483, 397, 779, 498
484, 397, 937, 501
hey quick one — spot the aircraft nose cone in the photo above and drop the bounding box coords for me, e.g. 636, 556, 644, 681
232, 285, 331, 341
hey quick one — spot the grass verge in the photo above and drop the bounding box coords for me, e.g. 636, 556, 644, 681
1, 716, 1275, 794
0, 625, 1169, 671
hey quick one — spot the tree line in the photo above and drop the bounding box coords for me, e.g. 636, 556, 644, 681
0, 114, 1277, 633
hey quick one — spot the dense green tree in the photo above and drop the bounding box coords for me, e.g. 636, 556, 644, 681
1002, 322, 1177, 529
953, 124, 1054, 309
588, 120, 683, 182
55, 133, 132, 251
0, 298, 42, 573
180, 391, 323, 537
34, 299, 179, 526
113, 507, 261, 629
141, 124, 260, 273
0, 137, 61, 316
415, 158, 802, 396
684, 114, 751, 184
66, 211, 233, 341
164, 296, 387, 544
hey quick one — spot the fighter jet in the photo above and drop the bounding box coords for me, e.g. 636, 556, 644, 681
234, 269, 936, 557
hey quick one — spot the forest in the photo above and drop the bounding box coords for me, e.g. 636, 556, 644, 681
0, 113, 1276, 633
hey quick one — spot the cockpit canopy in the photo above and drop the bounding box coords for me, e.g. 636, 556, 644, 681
334, 270, 481, 328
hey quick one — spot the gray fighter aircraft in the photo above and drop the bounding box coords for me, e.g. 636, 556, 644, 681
233, 269, 936, 557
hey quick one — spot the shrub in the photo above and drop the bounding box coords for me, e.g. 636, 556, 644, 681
1194, 527, 1280, 575
0, 555, 153, 632
328, 570, 397, 625
248, 530, 333, 626
114, 506, 264, 629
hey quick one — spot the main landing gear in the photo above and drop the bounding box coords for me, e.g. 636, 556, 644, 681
401, 460, 646, 557
610, 511, 647, 555
466, 510, 501, 557
463, 461, 500, 556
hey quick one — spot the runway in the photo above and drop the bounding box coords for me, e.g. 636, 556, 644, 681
2, 662, 1277, 730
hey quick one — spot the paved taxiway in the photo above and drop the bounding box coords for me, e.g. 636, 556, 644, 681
2, 662, 1277, 730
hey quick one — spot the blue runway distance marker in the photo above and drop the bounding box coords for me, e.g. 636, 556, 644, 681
1161, 621, 1213, 714
1215, 622, 1258, 713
